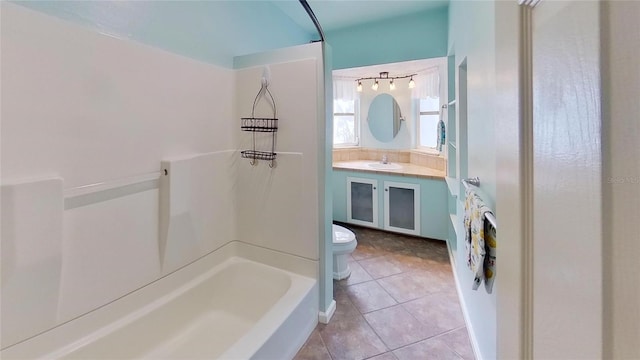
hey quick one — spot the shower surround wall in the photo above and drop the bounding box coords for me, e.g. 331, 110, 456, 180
1, 2, 324, 350
235, 48, 324, 262
234, 43, 330, 315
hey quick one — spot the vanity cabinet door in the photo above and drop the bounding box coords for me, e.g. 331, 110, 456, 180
384, 181, 421, 236
347, 177, 379, 228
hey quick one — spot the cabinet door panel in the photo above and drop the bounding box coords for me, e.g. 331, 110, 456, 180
384, 181, 420, 235
347, 177, 378, 227
388, 187, 416, 230
351, 182, 374, 222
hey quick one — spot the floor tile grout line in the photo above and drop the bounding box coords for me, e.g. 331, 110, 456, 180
386, 331, 462, 356
430, 325, 477, 359
360, 308, 393, 355
316, 327, 334, 360
358, 260, 452, 282
433, 329, 470, 360
342, 280, 396, 317
397, 300, 468, 343
360, 302, 466, 354
372, 277, 404, 305
358, 301, 399, 316
352, 256, 381, 280
362, 350, 398, 360
352, 252, 388, 264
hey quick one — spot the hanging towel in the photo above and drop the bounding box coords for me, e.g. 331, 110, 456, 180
463, 187, 496, 292
483, 223, 497, 293
436, 118, 446, 152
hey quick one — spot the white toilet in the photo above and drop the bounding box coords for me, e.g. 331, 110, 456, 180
332, 224, 358, 280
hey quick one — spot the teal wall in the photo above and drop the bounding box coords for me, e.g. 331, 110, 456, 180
333, 169, 448, 241
326, 6, 448, 70
448, 1, 497, 360
13, 1, 313, 68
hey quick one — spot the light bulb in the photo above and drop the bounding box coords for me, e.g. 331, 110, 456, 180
408, 77, 415, 89
372, 79, 379, 91
357, 81, 363, 92
389, 79, 396, 91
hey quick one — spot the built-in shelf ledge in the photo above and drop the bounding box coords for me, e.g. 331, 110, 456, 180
449, 141, 457, 150
450, 214, 461, 239
445, 176, 459, 197
448, 100, 457, 106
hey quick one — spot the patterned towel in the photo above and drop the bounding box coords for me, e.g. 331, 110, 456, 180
463, 187, 496, 293
436, 118, 446, 152
483, 222, 497, 293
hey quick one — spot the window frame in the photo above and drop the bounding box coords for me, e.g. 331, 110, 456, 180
415, 62, 447, 152
417, 106, 441, 150
333, 98, 360, 147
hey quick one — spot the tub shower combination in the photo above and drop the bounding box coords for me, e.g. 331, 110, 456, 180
0, 152, 319, 359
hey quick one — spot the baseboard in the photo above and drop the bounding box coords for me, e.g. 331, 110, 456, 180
318, 300, 336, 324
447, 242, 483, 360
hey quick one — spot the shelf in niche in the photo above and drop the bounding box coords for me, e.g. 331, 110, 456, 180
449, 141, 457, 150
448, 100, 457, 106
445, 176, 459, 197
450, 214, 461, 238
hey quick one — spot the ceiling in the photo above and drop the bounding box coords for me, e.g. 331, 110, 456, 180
271, 0, 449, 34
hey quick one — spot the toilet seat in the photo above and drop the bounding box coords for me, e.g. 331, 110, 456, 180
332, 224, 357, 255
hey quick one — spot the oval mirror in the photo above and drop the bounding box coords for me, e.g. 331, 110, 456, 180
367, 93, 402, 143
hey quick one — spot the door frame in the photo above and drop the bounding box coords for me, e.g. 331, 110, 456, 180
495, 2, 535, 359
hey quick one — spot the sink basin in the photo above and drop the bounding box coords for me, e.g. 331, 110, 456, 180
367, 162, 402, 170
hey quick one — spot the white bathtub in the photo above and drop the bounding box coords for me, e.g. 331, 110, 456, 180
1, 241, 319, 359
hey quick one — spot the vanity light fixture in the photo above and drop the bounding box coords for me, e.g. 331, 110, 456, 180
355, 71, 417, 92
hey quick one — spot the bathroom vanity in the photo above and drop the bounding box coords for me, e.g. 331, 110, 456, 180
331, 61, 448, 241
332, 150, 448, 241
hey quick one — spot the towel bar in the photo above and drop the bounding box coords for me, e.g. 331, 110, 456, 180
462, 177, 497, 230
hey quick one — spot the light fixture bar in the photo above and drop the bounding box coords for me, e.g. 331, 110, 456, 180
354, 72, 418, 90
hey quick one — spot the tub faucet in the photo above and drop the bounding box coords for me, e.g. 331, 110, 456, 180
381, 154, 388, 164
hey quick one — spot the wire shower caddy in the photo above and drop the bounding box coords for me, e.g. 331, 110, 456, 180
240, 81, 278, 167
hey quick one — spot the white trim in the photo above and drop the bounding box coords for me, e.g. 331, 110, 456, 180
521, 5, 535, 359
318, 300, 336, 324
519, 0, 541, 8
447, 242, 482, 360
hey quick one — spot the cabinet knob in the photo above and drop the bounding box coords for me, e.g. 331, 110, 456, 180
373, 187, 376, 190
385, 188, 388, 191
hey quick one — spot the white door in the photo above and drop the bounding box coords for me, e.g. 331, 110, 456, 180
531, 1, 603, 358
499, 1, 639, 359
497, 1, 605, 358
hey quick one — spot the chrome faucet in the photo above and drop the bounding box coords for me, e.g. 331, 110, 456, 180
381, 154, 388, 164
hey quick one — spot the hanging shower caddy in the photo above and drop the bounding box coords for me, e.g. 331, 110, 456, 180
240, 78, 278, 167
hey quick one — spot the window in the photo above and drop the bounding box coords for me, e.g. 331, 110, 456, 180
418, 97, 440, 148
333, 99, 358, 146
